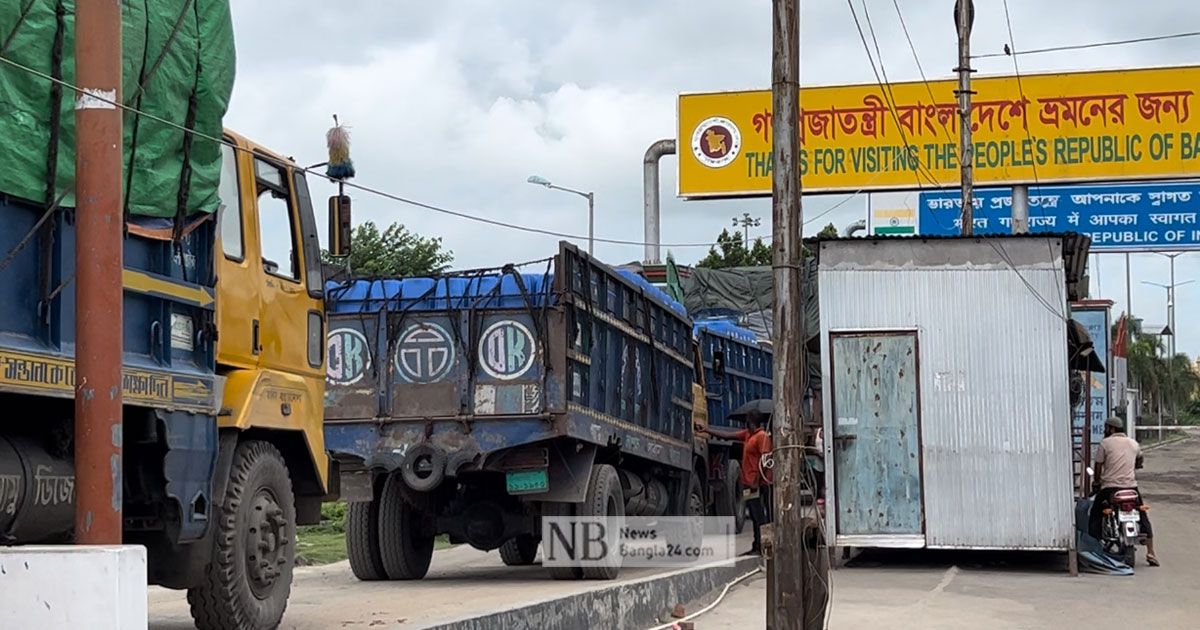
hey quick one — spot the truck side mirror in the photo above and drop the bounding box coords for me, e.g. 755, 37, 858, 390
328, 195, 352, 257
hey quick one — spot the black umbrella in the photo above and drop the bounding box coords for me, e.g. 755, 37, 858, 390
728, 399, 773, 422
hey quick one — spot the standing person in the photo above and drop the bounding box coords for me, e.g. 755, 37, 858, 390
703, 409, 774, 555
1089, 416, 1159, 566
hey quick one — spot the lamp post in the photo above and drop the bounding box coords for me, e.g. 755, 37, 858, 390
732, 212, 762, 243
1142, 278, 1193, 360
527, 175, 594, 255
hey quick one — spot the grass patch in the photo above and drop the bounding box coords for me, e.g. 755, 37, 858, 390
296, 502, 452, 566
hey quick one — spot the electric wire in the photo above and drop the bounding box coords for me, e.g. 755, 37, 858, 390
846, 0, 943, 190
974, 30, 1200, 59
0, 51, 770, 251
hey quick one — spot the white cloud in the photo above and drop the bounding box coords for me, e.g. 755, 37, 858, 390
226, 0, 1200, 357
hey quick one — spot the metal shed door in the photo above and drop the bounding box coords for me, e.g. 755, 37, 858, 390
831, 332, 922, 538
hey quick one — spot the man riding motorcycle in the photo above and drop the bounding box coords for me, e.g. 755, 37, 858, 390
1088, 416, 1159, 567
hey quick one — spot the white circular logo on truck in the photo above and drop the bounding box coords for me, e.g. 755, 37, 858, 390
691, 116, 741, 168
394, 322, 456, 384
478, 320, 536, 380
327, 328, 371, 385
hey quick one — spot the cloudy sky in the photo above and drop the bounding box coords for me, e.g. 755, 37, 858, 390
226, 0, 1200, 358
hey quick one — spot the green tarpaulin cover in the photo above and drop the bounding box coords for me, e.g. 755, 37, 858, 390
0, 0, 235, 217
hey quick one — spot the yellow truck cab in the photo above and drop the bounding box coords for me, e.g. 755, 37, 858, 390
0, 128, 342, 630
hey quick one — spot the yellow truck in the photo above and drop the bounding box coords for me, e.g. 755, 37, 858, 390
0, 130, 348, 629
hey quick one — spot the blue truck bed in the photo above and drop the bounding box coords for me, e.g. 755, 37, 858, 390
694, 318, 772, 429
323, 242, 698, 475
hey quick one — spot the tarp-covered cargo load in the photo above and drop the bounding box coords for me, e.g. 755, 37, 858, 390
0, 0, 235, 217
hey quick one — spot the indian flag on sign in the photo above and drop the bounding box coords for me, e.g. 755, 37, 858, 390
872, 208, 916, 235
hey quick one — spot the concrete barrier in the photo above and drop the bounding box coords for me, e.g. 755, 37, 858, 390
427, 556, 761, 630
0, 545, 147, 630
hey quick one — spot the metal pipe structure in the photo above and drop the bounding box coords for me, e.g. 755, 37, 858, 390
770, 0, 808, 626
642, 139, 676, 264
1011, 185, 1029, 234
843, 219, 867, 237
73, 0, 125, 544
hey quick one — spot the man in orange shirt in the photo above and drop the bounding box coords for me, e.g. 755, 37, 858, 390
705, 409, 773, 555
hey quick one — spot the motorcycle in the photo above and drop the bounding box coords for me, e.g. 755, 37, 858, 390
1088, 467, 1148, 567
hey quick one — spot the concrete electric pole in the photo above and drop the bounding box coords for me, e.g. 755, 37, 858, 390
769, 0, 809, 628
73, 0, 125, 543
955, 0, 975, 235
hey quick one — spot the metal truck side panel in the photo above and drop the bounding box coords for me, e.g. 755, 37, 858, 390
819, 237, 1074, 550
696, 329, 773, 428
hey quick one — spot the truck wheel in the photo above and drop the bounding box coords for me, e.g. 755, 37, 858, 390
378, 472, 435, 580
346, 499, 388, 581
187, 440, 295, 630
543, 501, 583, 580
581, 464, 624, 580
729, 461, 746, 534
499, 534, 540, 566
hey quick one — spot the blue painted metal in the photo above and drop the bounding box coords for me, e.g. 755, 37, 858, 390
919, 182, 1200, 251
830, 333, 922, 536
0, 196, 218, 413
696, 326, 772, 430
156, 409, 218, 542
324, 243, 696, 473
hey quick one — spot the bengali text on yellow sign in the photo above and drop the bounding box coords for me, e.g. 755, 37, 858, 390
677, 66, 1200, 198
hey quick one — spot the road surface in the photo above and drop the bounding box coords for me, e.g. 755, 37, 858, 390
149, 530, 754, 629
696, 436, 1200, 629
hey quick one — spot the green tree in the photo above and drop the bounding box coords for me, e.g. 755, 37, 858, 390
1120, 318, 1199, 424
322, 220, 453, 277
697, 229, 771, 269
817, 222, 840, 238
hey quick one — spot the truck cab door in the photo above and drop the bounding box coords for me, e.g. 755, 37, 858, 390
250, 156, 325, 378
215, 140, 262, 368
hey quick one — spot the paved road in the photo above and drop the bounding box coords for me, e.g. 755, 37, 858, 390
696, 437, 1200, 629
149, 531, 754, 629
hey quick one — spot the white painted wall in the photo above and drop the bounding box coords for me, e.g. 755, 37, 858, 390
0, 545, 147, 630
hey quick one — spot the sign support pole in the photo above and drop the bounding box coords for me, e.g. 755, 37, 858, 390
1011, 185, 1029, 234
74, 0, 125, 544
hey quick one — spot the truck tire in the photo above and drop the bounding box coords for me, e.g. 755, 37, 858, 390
543, 501, 583, 580
187, 440, 295, 630
346, 499, 388, 581
580, 464, 624, 580
499, 534, 540, 566
378, 472, 435, 580
729, 461, 746, 534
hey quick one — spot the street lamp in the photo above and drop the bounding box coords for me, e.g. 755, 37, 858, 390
527, 175, 595, 255
1142, 278, 1194, 359
732, 212, 762, 243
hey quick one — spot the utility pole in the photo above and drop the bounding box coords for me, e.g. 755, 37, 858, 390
74, 0, 124, 544
770, 0, 808, 628
955, 0, 975, 236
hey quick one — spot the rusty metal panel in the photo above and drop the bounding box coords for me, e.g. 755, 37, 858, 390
830, 332, 922, 537
819, 237, 1075, 550
324, 311, 385, 420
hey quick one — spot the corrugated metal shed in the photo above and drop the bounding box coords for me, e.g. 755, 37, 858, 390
819, 236, 1075, 551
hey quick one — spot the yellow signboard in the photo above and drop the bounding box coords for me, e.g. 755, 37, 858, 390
677, 66, 1200, 198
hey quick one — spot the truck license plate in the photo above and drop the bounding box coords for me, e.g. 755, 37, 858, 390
506, 470, 549, 494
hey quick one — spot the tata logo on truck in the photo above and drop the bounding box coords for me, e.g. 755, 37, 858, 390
326, 328, 371, 385
394, 322, 456, 383
478, 320, 535, 380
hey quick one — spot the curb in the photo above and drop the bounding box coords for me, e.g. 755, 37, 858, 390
425, 556, 761, 630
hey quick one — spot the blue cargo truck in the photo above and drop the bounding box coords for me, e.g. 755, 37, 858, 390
323, 243, 709, 580
693, 319, 774, 533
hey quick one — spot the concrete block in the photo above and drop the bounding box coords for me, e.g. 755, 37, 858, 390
0, 545, 147, 630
